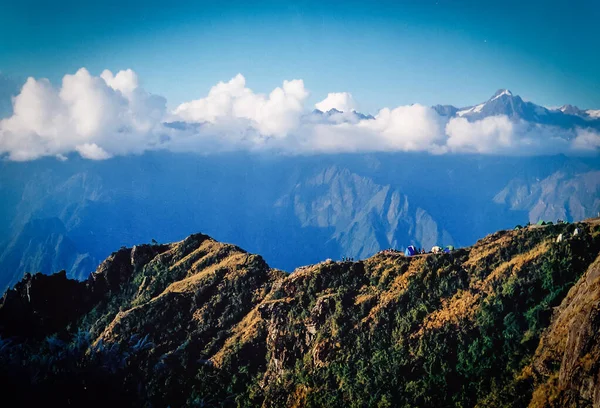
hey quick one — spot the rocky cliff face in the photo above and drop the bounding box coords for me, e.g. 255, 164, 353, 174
1, 219, 600, 407
529, 252, 600, 407
494, 171, 600, 223
278, 166, 453, 258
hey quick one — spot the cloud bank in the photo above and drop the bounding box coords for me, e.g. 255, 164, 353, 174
0, 68, 599, 161
0, 68, 166, 160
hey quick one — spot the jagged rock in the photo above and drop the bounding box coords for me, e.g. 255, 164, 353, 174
311, 338, 337, 368
0, 270, 90, 337
130, 244, 170, 271
310, 294, 336, 325
87, 247, 134, 295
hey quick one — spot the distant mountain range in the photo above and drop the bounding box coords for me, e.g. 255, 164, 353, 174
435, 89, 600, 130
162, 89, 600, 131
307, 108, 375, 122
1, 151, 599, 292
314, 88, 600, 131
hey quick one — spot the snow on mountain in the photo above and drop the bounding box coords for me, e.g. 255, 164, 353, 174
489, 89, 513, 101
449, 90, 600, 130
168, 92, 598, 132
557, 104, 587, 117
456, 103, 485, 117
309, 91, 600, 134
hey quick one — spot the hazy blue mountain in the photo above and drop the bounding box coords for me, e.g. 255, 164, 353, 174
275, 166, 454, 258
556, 104, 588, 117
494, 170, 600, 222
0, 217, 96, 290
1, 151, 599, 292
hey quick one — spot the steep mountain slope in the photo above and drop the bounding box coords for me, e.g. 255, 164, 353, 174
275, 166, 454, 258
529, 251, 600, 407
1, 218, 599, 407
494, 170, 600, 223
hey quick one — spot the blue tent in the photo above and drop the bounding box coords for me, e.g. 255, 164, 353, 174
405, 245, 417, 256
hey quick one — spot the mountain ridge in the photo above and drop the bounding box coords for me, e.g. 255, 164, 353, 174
432, 89, 600, 130
299, 88, 600, 129
1, 218, 600, 407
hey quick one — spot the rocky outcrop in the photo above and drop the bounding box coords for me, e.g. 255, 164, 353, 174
0, 243, 171, 339
87, 243, 170, 297
530, 250, 600, 407
259, 298, 299, 382
0, 270, 90, 337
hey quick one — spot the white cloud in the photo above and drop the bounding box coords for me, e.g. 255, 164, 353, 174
173, 74, 308, 137
76, 143, 112, 160
444, 116, 587, 155
0, 68, 598, 161
446, 116, 515, 153
296, 104, 445, 154
0, 68, 167, 161
100, 69, 138, 97
572, 128, 600, 151
315, 92, 357, 113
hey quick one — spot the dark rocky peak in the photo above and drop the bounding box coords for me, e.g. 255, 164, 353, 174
0, 270, 90, 338
87, 243, 171, 296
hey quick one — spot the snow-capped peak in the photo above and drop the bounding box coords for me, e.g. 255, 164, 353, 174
437, 89, 600, 126
559, 104, 576, 111
490, 89, 513, 101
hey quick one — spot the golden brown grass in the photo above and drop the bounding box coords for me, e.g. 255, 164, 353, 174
361, 256, 427, 325
417, 241, 551, 336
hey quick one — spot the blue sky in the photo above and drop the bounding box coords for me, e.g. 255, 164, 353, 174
1, 0, 599, 113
